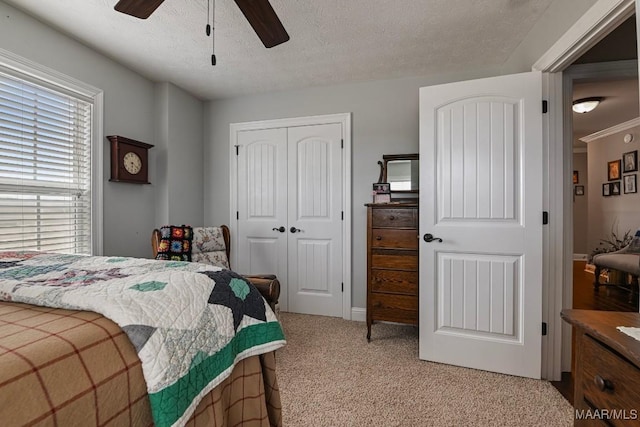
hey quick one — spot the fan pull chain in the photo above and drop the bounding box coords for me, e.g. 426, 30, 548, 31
206, 0, 211, 36
210, 0, 216, 66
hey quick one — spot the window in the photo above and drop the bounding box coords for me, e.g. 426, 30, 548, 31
0, 51, 102, 254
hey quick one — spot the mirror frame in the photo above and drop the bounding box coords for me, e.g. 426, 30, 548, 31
378, 153, 419, 193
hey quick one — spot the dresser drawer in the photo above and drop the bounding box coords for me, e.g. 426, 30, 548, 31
371, 208, 416, 228
369, 293, 417, 325
371, 229, 418, 249
581, 334, 640, 425
370, 269, 417, 295
371, 250, 417, 271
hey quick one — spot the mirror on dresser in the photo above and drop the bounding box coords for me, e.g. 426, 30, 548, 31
377, 153, 419, 198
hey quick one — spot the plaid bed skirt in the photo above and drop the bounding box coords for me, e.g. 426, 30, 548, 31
0, 301, 282, 426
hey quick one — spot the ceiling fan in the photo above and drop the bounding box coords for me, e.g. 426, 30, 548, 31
113, 0, 290, 48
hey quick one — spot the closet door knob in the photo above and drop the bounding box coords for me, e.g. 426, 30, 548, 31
423, 233, 443, 243
290, 227, 302, 233
272, 226, 285, 233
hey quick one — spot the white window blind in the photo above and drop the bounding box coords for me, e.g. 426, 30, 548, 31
0, 71, 92, 254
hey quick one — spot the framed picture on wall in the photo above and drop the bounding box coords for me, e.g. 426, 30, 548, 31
611, 181, 621, 196
574, 185, 584, 196
608, 160, 621, 181
623, 150, 638, 173
573, 170, 579, 184
602, 183, 611, 197
624, 174, 637, 194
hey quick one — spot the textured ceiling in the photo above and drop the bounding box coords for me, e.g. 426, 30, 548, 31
3, 0, 556, 100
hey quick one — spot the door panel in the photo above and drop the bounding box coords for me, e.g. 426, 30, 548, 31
437, 254, 519, 338
287, 123, 343, 316
245, 237, 280, 274
439, 98, 519, 221
420, 72, 543, 379
296, 238, 331, 293
236, 128, 289, 310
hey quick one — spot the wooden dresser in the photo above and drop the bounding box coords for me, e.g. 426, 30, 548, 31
365, 203, 418, 341
561, 309, 640, 426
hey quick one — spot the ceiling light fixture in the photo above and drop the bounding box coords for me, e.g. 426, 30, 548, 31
572, 97, 603, 114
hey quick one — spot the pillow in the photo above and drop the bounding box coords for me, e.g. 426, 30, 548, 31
155, 225, 193, 261
192, 227, 227, 253
191, 227, 230, 269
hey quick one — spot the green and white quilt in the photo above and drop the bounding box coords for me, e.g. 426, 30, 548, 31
0, 251, 286, 427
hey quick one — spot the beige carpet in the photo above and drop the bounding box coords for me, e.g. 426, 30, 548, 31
275, 313, 572, 427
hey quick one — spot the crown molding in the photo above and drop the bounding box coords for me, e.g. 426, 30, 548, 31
579, 117, 640, 143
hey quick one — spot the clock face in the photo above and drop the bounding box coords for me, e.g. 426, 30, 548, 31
123, 151, 142, 175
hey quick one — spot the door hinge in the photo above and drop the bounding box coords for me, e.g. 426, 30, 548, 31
235, 145, 239, 155
542, 322, 548, 336
542, 100, 548, 114
543, 211, 549, 225
341, 139, 344, 149
236, 211, 239, 220
341, 282, 344, 292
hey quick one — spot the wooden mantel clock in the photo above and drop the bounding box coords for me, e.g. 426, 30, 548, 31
107, 135, 153, 184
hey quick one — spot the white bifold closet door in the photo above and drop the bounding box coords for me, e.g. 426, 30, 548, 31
236, 123, 343, 316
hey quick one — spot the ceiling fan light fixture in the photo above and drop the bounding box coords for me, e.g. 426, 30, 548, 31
572, 97, 603, 114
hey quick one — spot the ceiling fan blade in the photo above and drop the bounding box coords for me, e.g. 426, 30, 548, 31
234, 0, 290, 48
114, 0, 166, 19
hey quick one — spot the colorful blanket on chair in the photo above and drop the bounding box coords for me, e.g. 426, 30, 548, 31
0, 251, 286, 427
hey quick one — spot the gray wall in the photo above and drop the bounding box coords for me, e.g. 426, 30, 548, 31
0, 2, 204, 258
155, 83, 204, 227
573, 152, 589, 254
587, 126, 640, 253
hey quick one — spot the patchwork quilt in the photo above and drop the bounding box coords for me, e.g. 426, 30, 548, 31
0, 251, 286, 427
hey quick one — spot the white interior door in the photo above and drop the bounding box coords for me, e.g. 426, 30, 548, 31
287, 123, 343, 316
236, 128, 290, 310
419, 72, 543, 379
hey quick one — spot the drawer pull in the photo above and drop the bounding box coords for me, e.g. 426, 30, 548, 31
376, 236, 382, 240
389, 215, 395, 220
594, 375, 614, 392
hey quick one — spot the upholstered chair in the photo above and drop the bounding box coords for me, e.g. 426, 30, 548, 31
152, 225, 280, 311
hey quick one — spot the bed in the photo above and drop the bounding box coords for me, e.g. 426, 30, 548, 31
0, 251, 285, 426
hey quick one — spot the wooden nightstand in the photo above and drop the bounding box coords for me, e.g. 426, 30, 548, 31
561, 309, 640, 426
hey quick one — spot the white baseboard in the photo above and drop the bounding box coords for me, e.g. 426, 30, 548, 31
351, 307, 366, 322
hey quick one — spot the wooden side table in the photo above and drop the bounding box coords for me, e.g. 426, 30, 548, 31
561, 309, 640, 426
